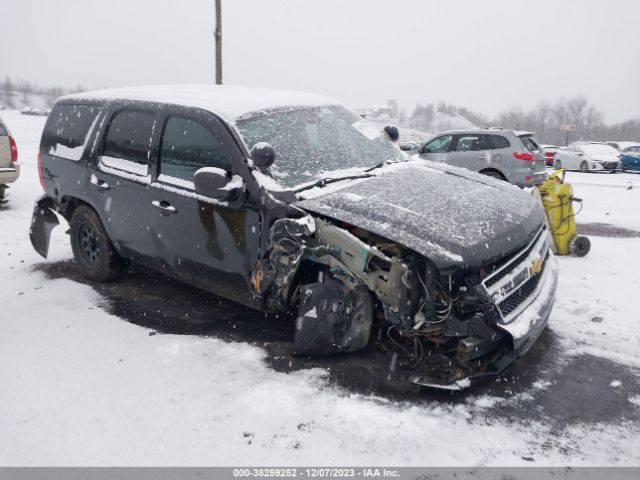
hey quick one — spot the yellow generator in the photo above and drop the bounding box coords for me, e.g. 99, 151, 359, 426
536, 169, 590, 256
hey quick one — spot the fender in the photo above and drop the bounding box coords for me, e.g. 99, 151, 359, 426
29, 195, 60, 258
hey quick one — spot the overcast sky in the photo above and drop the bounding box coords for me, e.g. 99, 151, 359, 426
3, 0, 639, 122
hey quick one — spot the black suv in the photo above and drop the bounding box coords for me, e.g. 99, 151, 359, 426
30, 86, 558, 390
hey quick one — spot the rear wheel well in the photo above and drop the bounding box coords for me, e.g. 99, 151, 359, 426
479, 168, 506, 181
57, 196, 123, 259
59, 197, 93, 222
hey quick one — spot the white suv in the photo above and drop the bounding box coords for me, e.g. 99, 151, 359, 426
0, 116, 20, 199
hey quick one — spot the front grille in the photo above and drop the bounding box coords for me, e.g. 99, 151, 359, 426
497, 255, 546, 317
481, 226, 550, 323
484, 227, 545, 288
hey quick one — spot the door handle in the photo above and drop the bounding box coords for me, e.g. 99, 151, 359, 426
90, 174, 110, 191
476, 155, 487, 159
152, 200, 177, 215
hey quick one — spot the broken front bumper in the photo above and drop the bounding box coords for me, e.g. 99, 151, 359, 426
412, 254, 559, 391
496, 253, 558, 358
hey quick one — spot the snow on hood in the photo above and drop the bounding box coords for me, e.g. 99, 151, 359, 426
60, 85, 337, 122
295, 160, 545, 272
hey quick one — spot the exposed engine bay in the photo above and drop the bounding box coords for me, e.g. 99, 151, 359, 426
251, 214, 553, 390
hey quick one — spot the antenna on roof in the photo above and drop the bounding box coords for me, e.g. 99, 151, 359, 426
214, 0, 223, 85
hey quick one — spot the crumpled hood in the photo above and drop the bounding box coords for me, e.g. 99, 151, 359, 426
295, 161, 545, 272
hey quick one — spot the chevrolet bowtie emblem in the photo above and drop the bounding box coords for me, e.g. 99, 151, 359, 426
530, 255, 544, 276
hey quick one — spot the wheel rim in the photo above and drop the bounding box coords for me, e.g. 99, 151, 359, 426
77, 222, 101, 267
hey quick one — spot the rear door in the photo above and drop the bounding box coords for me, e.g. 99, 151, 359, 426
419, 134, 453, 163
147, 106, 262, 306
446, 134, 488, 171
557, 145, 582, 170
89, 107, 161, 266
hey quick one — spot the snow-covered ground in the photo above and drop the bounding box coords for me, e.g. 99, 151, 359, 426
1, 110, 639, 466
564, 171, 640, 230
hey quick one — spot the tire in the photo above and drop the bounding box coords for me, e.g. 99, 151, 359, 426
70, 205, 124, 282
0, 188, 5, 200
554, 159, 562, 169
569, 235, 591, 257
480, 170, 505, 181
580, 161, 589, 173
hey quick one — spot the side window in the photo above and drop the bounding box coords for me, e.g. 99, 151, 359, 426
159, 116, 232, 183
520, 135, 541, 152
41, 104, 101, 161
423, 135, 452, 153
454, 135, 482, 152
487, 134, 511, 150
102, 110, 156, 175
0, 123, 6, 136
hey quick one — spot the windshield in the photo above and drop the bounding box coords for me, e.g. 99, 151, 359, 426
235, 104, 405, 188
579, 144, 619, 156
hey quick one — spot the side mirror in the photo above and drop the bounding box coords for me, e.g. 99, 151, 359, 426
194, 167, 244, 200
250, 142, 275, 169
399, 141, 418, 152
383, 125, 400, 142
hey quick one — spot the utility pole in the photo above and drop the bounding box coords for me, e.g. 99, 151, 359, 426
214, 0, 222, 84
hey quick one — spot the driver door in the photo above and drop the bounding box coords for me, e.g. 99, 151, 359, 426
148, 108, 261, 306
419, 134, 453, 163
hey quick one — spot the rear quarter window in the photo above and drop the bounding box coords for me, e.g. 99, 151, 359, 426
41, 104, 102, 161
520, 135, 541, 152
486, 134, 510, 149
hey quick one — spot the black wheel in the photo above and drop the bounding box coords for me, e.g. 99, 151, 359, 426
580, 161, 589, 173
554, 159, 562, 169
569, 235, 591, 257
480, 170, 505, 181
70, 205, 124, 282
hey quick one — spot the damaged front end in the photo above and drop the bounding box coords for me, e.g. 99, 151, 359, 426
253, 214, 558, 390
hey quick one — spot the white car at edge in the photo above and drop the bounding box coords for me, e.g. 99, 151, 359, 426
553, 142, 622, 173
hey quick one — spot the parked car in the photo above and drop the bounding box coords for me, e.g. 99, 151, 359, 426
20, 107, 50, 116
553, 142, 622, 172
541, 144, 562, 167
30, 86, 557, 390
0, 116, 20, 199
606, 141, 640, 152
620, 145, 640, 172
416, 128, 547, 187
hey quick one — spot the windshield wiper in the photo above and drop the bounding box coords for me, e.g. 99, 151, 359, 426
293, 173, 375, 193
363, 157, 408, 172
